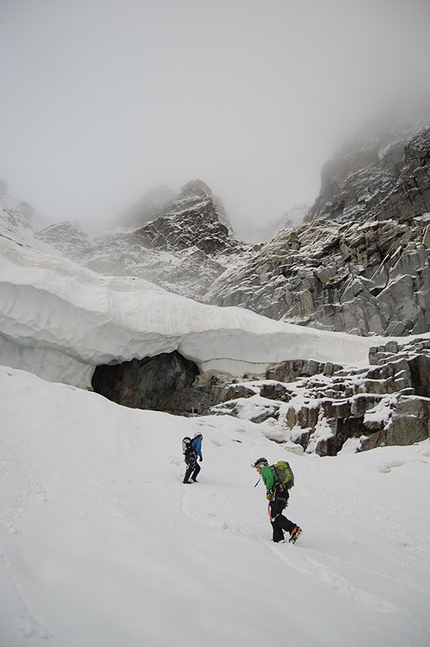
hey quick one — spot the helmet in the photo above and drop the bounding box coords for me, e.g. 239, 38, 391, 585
194, 432, 203, 438
252, 457, 268, 468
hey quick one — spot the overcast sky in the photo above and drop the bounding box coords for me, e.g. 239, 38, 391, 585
1, 0, 429, 237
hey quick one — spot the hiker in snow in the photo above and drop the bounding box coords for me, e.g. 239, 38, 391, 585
252, 457, 301, 543
183, 432, 203, 484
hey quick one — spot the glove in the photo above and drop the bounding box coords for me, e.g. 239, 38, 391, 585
199, 456, 203, 462
266, 491, 273, 501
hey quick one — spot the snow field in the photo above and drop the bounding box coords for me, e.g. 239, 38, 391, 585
0, 364, 429, 647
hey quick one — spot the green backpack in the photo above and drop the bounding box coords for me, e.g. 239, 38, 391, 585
272, 460, 295, 489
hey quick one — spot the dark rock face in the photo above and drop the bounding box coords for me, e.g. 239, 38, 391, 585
132, 184, 236, 254
408, 354, 430, 397
123, 179, 238, 256
265, 359, 343, 382
91, 351, 256, 416
92, 351, 200, 413
362, 397, 430, 451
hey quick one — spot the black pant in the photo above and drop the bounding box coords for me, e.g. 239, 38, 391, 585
184, 457, 201, 482
269, 493, 295, 542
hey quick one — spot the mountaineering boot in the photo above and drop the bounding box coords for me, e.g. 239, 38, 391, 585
289, 526, 302, 544
183, 480, 192, 484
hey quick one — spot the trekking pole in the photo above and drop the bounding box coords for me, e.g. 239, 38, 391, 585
254, 477, 261, 487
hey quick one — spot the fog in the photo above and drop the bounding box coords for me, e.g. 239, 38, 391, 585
1, 0, 429, 238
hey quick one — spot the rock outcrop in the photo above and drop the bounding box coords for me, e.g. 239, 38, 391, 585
211, 338, 430, 455
206, 214, 430, 336
130, 179, 237, 255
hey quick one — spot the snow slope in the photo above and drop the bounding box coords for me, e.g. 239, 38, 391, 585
1, 364, 429, 647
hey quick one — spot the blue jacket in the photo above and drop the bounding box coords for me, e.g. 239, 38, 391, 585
191, 436, 203, 460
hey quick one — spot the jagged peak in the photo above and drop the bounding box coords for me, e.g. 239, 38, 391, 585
163, 179, 233, 235
179, 179, 213, 199
115, 179, 225, 231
